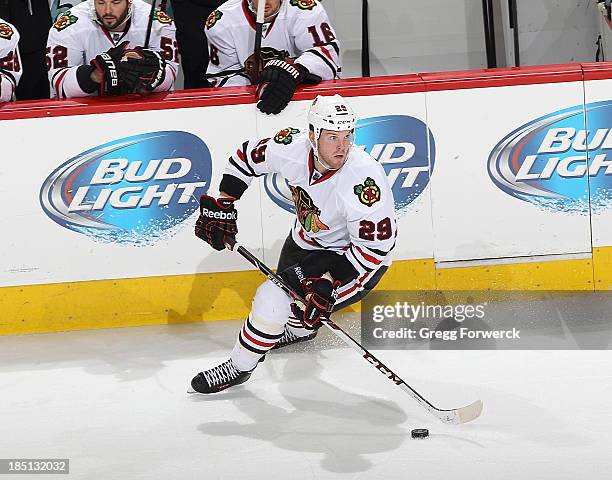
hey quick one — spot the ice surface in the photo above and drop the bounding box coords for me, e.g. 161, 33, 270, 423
1, 313, 611, 480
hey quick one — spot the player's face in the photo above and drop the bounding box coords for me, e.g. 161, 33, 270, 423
95, 0, 129, 31
313, 129, 353, 170
251, 0, 282, 18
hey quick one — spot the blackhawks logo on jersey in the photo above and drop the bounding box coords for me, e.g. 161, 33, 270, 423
290, 0, 317, 10
154, 8, 172, 24
291, 186, 329, 234
0, 23, 14, 40
354, 177, 381, 207
53, 12, 78, 31
206, 10, 223, 29
274, 127, 300, 145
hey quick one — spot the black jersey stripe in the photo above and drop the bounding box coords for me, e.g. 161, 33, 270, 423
228, 157, 253, 177
348, 247, 374, 272
305, 49, 337, 78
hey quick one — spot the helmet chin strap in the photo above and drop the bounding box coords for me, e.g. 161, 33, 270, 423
263, 10, 280, 22
309, 134, 333, 172
310, 129, 353, 172
311, 138, 349, 172
314, 152, 339, 172
110, 13, 131, 31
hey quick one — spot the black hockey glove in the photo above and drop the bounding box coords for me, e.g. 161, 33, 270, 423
301, 277, 340, 329
256, 60, 310, 115
244, 47, 291, 84
120, 48, 167, 93
195, 195, 238, 251
90, 41, 129, 96
280, 263, 340, 329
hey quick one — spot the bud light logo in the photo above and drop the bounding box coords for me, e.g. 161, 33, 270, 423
265, 115, 435, 215
40, 131, 211, 245
488, 100, 612, 213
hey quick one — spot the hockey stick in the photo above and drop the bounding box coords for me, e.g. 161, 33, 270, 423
254, 0, 266, 58
228, 239, 483, 425
144, 0, 158, 49
204, 2, 266, 87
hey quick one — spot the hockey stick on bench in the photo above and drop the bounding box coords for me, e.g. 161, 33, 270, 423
254, 0, 265, 57
144, 0, 158, 49
227, 239, 483, 425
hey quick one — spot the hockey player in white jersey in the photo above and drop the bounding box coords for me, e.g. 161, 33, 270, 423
205, 0, 341, 114
0, 19, 22, 103
46, 0, 178, 99
191, 95, 397, 394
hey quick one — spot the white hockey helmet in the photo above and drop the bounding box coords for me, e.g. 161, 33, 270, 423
90, 0, 133, 30
308, 95, 356, 169
247, 0, 283, 22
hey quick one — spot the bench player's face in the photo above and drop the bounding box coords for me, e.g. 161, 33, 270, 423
315, 130, 353, 170
95, 0, 129, 30
251, 0, 282, 18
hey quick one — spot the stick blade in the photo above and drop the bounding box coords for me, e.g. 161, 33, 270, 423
455, 400, 483, 424
434, 400, 483, 425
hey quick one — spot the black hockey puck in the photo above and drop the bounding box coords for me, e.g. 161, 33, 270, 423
411, 428, 429, 439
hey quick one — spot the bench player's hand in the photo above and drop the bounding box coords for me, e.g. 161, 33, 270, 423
120, 48, 167, 93
195, 195, 238, 251
90, 41, 129, 96
256, 60, 307, 114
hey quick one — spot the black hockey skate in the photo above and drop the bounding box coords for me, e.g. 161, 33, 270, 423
190, 359, 253, 394
272, 326, 318, 350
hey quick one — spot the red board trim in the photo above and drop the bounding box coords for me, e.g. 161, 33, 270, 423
1, 63, 612, 122
581, 61, 612, 81
420, 63, 583, 91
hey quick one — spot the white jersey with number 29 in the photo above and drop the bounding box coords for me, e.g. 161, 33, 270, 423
224, 128, 397, 294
